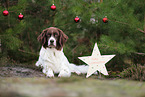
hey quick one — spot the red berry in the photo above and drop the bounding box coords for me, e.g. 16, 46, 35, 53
18, 13, 24, 20
3, 10, 9, 16
51, 4, 56, 11
103, 17, 108, 23
74, 16, 80, 23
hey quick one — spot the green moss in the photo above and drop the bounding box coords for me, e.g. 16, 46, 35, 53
0, 77, 145, 97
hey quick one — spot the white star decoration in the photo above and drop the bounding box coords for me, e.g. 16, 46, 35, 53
78, 43, 115, 78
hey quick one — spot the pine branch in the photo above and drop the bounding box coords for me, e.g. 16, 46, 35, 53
137, 15, 145, 34
110, 19, 145, 34
134, 52, 145, 55
109, 19, 130, 25
137, 28, 145, 34
144, 14, 145, 36
18, 49, 38, 55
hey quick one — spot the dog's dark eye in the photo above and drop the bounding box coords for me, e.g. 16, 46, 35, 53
54, 33, 58, 37
47, 33, 51, 37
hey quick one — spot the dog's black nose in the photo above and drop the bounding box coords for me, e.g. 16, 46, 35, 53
50, 40, 54, 43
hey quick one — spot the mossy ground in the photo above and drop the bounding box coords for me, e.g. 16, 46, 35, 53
0, 76, 145, 97
0, 60, 144, 97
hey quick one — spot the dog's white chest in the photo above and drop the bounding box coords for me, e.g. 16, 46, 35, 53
40, 47, 65, 72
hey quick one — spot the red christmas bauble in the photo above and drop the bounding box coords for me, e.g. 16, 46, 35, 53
18, 13, 24, 20
103, 17, 108, 23
74, 16, 80, 23
51, 4, 56, 11
3, 10, 9, 16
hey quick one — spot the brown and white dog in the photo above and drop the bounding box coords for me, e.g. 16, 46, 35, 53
36, 27, 88, 77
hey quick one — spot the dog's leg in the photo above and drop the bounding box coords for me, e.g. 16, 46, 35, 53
42, 68, 46, 74
46, 68, 54, 78
35, 57, 43, 67
58, 68, 71, 77
35, 61, 41, 67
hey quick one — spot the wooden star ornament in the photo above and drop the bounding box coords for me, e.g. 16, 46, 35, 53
78, 43, 115, 78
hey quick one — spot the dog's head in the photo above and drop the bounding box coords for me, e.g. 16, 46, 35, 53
37, 27, 68, 50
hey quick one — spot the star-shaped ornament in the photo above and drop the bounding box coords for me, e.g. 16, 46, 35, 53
78, 43, 115, 78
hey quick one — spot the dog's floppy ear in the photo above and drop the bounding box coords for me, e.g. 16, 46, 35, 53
37, 29, 48, 48
57, 28, 68, 50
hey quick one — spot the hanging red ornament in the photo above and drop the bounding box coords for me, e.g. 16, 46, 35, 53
103, 17, 108, 23
3, 10, 9, 16
51, 4, 56, 11
18, 13, 24, 20
74, 16, 80, 23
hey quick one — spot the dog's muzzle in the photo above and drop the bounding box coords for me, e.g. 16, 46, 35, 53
48, 37, 56, 48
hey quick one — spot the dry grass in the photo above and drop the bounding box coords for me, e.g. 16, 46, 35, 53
121, 64, 145, 81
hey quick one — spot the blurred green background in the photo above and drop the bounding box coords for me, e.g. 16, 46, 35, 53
0, 0, 145, 80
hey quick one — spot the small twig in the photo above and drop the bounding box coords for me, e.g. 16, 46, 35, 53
71, 45, 79, 53
137, 28, 145, 34
18, 49, 38, 55
109, 19, 130, 25
134, 52, 145, 55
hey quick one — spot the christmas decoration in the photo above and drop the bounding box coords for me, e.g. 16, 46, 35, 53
103, 17, 108, 23
78, 43, 115, 78
3, 10, 9, 16
51, 4, 56, 11
74, 16, 80, 23
18, 13, 24, 20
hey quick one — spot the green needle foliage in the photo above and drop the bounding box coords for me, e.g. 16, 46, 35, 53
0, 0, 144, 72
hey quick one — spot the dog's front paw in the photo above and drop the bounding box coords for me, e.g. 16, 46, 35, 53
58, 70, 71, 77
35, 61, 42, 67
46, 68, 54, 78
42, 68, 46, 74
75, 71, 81, 75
